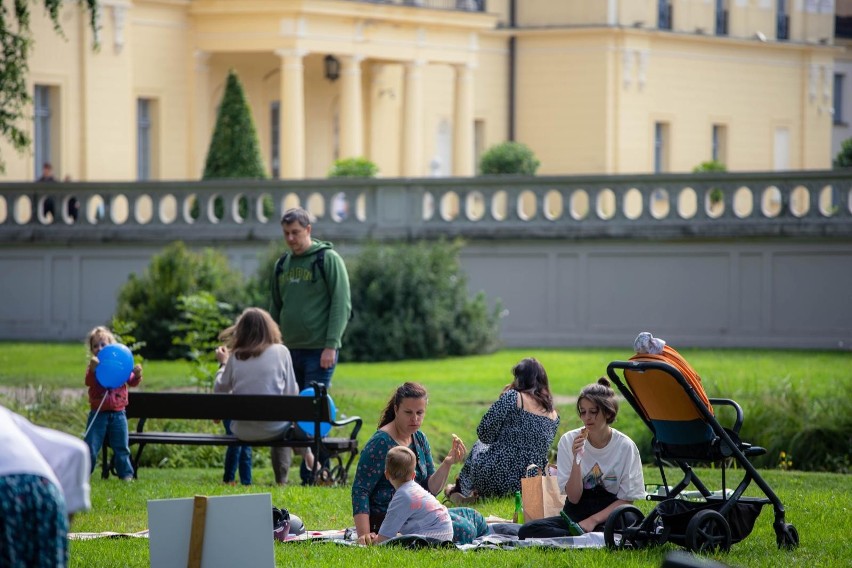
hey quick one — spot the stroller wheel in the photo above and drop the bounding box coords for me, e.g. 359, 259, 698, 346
685, 509, 732, 553
604, 504, 646, 550
776, 523, 799, 550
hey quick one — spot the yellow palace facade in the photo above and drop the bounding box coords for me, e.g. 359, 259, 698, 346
0, 0, 839, 182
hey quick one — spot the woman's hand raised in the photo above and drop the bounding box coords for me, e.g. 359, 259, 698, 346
445, 433, 467, 464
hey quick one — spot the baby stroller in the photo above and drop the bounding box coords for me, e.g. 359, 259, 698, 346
602, 342, 799, 553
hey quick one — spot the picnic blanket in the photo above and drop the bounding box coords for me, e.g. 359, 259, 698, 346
70, 523, 607, 550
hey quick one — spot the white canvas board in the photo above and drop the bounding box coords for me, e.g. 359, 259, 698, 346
148, 493, 274, 568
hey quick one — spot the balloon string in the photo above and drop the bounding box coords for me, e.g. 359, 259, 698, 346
82, 390, 110, 439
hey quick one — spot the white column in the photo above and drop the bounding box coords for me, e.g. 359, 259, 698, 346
339, 54, 365, 158
402, 60, 425, 177
191, 50, 211, 178
452, 63, 475, 177
276, 49, 307, 179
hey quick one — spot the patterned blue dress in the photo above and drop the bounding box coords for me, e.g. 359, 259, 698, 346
455, 389, 560, 498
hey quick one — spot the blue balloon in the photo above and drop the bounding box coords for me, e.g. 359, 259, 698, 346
297, 387, 336, 437
95, 344, 135, 389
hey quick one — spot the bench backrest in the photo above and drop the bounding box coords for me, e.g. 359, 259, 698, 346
126, 392, 333, 423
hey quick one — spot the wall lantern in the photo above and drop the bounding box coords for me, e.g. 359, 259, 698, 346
324, 55, 340, 81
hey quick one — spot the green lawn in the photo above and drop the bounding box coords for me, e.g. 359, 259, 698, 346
2, 342, 851, 567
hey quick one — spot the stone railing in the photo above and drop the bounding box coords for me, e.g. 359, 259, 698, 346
341, 0, 485, 12
1, 170, 851, 244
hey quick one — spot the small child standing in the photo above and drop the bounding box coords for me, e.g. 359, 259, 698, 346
82, 326, 143, 481
364, 446, 488, 546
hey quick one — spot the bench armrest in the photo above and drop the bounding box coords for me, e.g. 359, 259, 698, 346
331, 415, 363, 440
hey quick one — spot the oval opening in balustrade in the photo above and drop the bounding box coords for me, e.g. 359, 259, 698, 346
596, 188, 616, 220
733, 186, 753, 219
331, 192, 349, 222
704, 188, 724, 219
58, 196, 77, 225
13, 196, 32, 224
208, 194, 224, 224
37, 195, 54, 224
183, 194, 198, 224
649, 188, 670, 220
623, 188, 642, 220
111, 194, 130, 225
441, 191, 460, 221
422, 192, 435, 221
465, 191, 486, 222
282, 193, 300, 214
517, 190, 536, 221
355, 193, 367, 222
307, 193, 325, 219
789, 185, 810, 218
543, 190, 563, 221
159, 194, 178, 224
677, 187, 697, 219
233, 194, 250, 224
818, 185, 837, 217
491, 190, 508, 221
135, 195, 153, 224
761, 186, 782, 218
0, 196, 6, 224
570, 189, 589, 220
85, 195, 107, 224
257, 193, 273, 223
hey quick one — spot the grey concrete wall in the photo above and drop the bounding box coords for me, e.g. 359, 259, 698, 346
2, 171, 851, 349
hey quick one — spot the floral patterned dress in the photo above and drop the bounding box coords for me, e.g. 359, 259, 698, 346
455, 389, 559, 498
351, 429, 435, 517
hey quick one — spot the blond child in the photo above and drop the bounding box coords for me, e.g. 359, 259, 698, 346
82, 326, 142, 481
362, 446, 488, 546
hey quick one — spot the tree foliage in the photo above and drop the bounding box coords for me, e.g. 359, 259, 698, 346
0, 1, 99, 171
834, 138, 852, 169
115, 242, 246, 360
479, 141, 540, 175
202, 69, 266, 180
340, 240, 502, 362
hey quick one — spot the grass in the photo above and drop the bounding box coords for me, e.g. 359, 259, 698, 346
2, 342, 852, 566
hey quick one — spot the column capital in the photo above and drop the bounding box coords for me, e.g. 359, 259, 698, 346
274, 48, 309, 60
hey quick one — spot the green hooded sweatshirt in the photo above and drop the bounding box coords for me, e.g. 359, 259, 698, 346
269, 240, 351, 350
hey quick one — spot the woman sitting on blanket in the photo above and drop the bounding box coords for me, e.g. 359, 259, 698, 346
351, 382, 467, 545
444, 358, 560, 504
518, 377, 645, 538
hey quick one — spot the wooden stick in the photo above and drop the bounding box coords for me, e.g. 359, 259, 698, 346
187, 495, 208, 568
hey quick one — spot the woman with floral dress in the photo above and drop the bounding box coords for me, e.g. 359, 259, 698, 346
444, 358, 560, 504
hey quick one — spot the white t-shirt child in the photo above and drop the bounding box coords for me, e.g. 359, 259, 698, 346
378, 479, 453, 541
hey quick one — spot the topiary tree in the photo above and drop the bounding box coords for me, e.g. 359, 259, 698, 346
115, 242, 247, 359
479, 141, 540, 175
834, 138, 852, 169
340, 239, 502, 362
203, 69, 266, 180
328, 157, 378, 178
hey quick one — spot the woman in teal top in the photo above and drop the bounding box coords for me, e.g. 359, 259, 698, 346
351, 382, 466, 545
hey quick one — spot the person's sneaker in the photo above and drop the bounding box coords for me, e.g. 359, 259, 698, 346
121, 476, 134, 483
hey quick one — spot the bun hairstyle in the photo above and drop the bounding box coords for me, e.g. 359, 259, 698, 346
576, 376, 618, 424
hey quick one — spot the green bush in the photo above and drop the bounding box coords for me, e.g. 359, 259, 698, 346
172, 293, 236, 391
243, 241, 284, 310
115, 242, 247, 360
328, 157, 378, 178
340, 240, 502, 362
478, 141, 540, 175
692, 159, 727, 173
834, 137, 852, 169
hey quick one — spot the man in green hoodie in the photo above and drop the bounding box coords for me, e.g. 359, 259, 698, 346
270, 207, 352, 485
271, 207, 352, 392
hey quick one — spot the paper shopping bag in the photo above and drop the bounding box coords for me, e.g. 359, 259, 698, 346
520, 464, 565, 521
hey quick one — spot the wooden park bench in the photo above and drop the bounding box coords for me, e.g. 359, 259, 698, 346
100, 386, 362, 485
